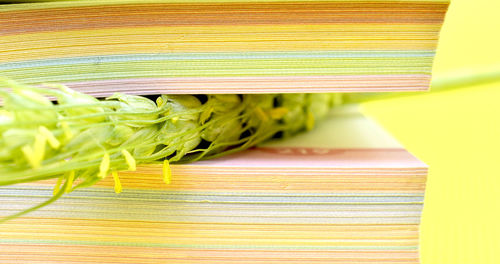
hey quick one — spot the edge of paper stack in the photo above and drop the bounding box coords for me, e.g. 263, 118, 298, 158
0, 0, 449, 262
0, 0, 448, 95
0, 107, 428, 263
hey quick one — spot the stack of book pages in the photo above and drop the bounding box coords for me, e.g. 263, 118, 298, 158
0, 0, 449, 263
0, 107, 427, 263
0, 0, 448, 95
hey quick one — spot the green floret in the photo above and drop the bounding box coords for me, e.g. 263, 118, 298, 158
0, 79, 341, 221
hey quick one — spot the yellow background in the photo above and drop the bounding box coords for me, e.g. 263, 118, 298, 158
362, 0, 500, 263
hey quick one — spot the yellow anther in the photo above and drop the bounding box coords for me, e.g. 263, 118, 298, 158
112, 171, 122, 194
254, 107, 268, 122
53, 177, 64, 195
33, 133, 47, 167
171, 117, 179, 124
269, 107, 289, 120
121, 149, 136, 171
156, 96, 165, 108
22, 133, 47, 169
98, 152, 110, 178
163, 159, 171, 184
21, 145, 37, 169
64, 170, 75, 193
39, 126, 60, 149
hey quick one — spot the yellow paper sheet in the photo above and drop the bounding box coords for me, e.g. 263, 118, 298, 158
361, 0, 500, 261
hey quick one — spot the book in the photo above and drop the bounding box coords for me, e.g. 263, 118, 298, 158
0, 0, 448, 95
0, 106, 428, 263
0, 0, 450, 262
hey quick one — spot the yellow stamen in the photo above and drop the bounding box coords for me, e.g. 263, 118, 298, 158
156, 96, 165, 108
269, 107, 289, 119
171, 117, 179, 124
60, 122, 73, 140
163, 159, 171, 184
306, 111, 315, 131
53, 177, 64, 195
33, 134, 47, 162
121, 149, 136, 171
64, 170, 75, 193
22, 133, 47, 169
98, 152, 110, 178
112, 171, 122, 194
39, 126, 60, 149
254, 107, 268, 122
21, 145, 37, 169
